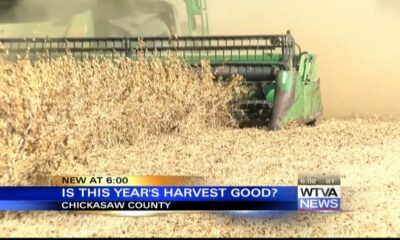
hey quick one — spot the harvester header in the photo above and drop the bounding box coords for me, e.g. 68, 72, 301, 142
0, 31, 322, 130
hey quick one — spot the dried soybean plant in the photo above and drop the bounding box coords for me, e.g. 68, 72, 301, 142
0, 54, 242, 185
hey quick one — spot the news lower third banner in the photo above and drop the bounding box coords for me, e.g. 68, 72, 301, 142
0, 176, 341, 215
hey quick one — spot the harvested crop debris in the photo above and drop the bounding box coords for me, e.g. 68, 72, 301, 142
0, 55, 241, 185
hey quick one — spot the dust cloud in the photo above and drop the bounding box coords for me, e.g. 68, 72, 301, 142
208, 0, 400, 118
0, 0, 175, 37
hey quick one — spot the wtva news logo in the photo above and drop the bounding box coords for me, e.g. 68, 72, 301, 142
298, 176, 341, 211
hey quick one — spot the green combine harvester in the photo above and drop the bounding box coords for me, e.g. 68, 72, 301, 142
0, 0, 322, 130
